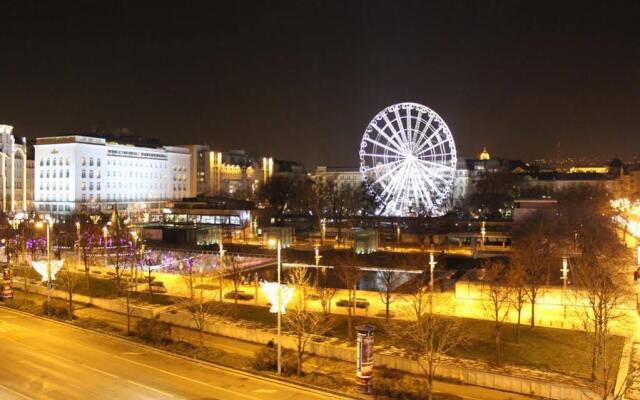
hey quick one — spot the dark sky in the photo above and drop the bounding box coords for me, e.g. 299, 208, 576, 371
2, 1, 640, 168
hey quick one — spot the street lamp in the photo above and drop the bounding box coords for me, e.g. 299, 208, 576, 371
219, 243, 226, 302
35, 216, 53, 315
480, 221, 486, 249
268, 237, 282, 375
102, 225, 108, 268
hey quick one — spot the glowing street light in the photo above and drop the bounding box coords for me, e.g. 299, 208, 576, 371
267, 237, 283, 375
34, 216, 56, 316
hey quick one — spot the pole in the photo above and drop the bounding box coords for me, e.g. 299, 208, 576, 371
277, 240, 282, 376
46, 223, 51, 316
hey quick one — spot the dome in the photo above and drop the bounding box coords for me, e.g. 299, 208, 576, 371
479, 147, 490, 160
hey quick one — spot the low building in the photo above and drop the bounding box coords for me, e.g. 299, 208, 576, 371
0, 125, 33, 212
34, 133, 190, 214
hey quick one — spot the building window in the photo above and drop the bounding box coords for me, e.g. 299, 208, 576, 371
66, 158, 70, 166
81, 182, 86, 190
81, 157, 86, 166
89, 182, 94, 191
89, 158, 94, 166
96, 169, 101, 178
97, 158, 101, 167
96, 182, 101, 191
53, 158, 57, 166
81, 194, 86, 202
97, 194, 101, 201
81, 170, 86, 178
46, 158, 50, 166
52, 170, 56, 178
40, 159, 43, 166
66, 170, 69, 178
89, 170, 94, 179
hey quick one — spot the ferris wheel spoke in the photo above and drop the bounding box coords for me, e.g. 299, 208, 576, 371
414, 113, 435, 151
361, 153, 403, 160
409, 165, 433, 211
414, 126, 445, 155
371, 159, 406, 185
411, 110, 423, 151
418, 159, 456, 172
415, 162, 446, 198
380, 162, 409, 203
393, 107, 409, 147
371, 123, 404, 153
364, 137, 406, 157
382, 113, 406, 152
361, 159, 403, 174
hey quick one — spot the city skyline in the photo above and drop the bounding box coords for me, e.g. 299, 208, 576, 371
1, 2, 640, 168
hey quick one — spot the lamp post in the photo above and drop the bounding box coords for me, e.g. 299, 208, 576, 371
480, 221, 486, 249
268, 238, 282, 375
561, 256, 569, 318
35, 217, 53, 315
219, 243, 226, 302
396, 224, 401, 249
102, 226, 108, 269
321, 218, 326, 245
75, 221, 81, 273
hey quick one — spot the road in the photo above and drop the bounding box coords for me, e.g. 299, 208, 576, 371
0, 307, 349, 400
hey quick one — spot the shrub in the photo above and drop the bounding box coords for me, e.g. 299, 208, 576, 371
136, 318, 172, 344
42, 299, 71, 320
224, 291, 254, 301
252, 345, 297, 376
372, 368, 435, 400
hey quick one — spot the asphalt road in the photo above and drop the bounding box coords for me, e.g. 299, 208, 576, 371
0, 307, 349, 400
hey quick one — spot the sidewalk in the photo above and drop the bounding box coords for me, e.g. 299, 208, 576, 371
10, 290, 531, 400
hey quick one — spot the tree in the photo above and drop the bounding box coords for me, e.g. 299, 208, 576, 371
257, 175, 301, 216
465, 170, 522, 218
511, 211, 559, 328
389, 283, 466, 400
378, 269, 401, 322
56, 265, 82, 321
335, 254, 363, 341
284, 267, 334, 376
180, 258, 219, 346
482, 260, 511, 365
315, 266, 337, 314
506, 261, 527, 343
221, 255, 243, 319
77, 222, 98, 301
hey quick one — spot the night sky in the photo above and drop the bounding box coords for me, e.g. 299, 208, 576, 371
1, 1, 640, 168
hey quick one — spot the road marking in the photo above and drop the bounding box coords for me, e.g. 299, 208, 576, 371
82, 364, 119, 379
114, 355, 262, 400
252, 389, 277, 394
0, 383, 35, 400
126, 380, 175, 398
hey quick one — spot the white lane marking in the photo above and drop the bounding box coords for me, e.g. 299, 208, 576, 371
114, 355, 261, 400
252, 389, 277, 394
82, 364, 119, 379
127, 380, 175, 398
0, 383, 35, 400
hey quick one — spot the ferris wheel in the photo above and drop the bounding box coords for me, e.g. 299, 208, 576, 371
359, 102, 457, 217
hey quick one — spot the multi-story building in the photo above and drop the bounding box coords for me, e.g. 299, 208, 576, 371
0, 124, 33, 212
180, 145, 277, 199
313, 166, 362, 189
34, 134, 190, 214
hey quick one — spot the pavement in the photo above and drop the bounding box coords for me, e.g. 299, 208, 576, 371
0, 307, 350, 400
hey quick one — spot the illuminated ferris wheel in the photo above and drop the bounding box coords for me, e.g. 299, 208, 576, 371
359, 102, 457, 217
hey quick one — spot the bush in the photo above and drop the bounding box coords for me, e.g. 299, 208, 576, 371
224, 291, 254, 301
42, 299, 71, 320
372, 368, 442, 400
252, 345, 297, 376
136, 318, 172, 344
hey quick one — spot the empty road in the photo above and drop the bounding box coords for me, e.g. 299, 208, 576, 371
0, 307, 349, 400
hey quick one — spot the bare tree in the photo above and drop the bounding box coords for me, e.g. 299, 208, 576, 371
180, 259, 219, 346
573, 249, 631, 392
56, 264, 82, 321
378, 269, 401, 322
315, 267, 337, 314
221, 255, 243, 319
507, 261, 527, 343
284, 266, 334, 376
389, 284, 467, 400
482, 261, 511, 365
335, 254, 363, 341
511, 211, 559, 328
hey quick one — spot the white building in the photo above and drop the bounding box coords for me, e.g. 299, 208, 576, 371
34, 135, 190, 214
0, 124, 32, 212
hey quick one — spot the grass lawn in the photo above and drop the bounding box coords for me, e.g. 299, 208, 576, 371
216, 301, 624, 382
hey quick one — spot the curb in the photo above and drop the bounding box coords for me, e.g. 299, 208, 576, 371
0, 305, 359, 400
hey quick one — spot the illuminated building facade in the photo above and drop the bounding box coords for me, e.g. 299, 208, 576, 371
0, 125, 32, 212
34, 135, 190, 214
181, 145, 271, 199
